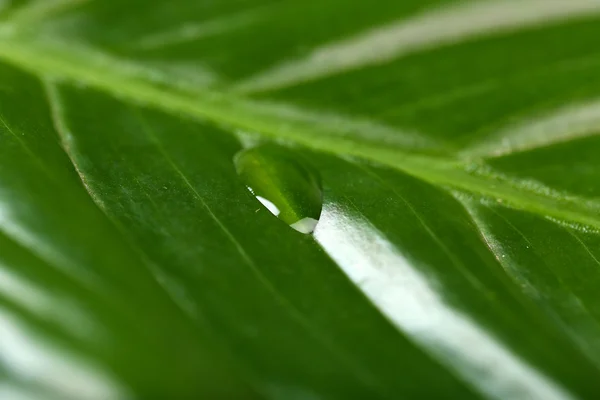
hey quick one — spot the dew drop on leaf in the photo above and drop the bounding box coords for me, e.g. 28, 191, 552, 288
234, 145, 322, 234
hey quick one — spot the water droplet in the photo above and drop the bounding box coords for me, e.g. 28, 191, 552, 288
234, 145, 322, 234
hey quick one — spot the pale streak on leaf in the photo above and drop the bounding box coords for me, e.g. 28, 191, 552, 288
0, 308, 127, 400
0, 113, 102, 290
0, 199, 100, 291
461, 98, 600, 159
0, 39, 436, 155
130, 9, 263, 51
233, 100, 439, 150
132, 60, 220, 88
0, 260, 101, 342
314, 202, 575, 400
237, 0, 600, 93
39, 39, 431, 150
0, 383, 61, 400
37, 40, 220, 92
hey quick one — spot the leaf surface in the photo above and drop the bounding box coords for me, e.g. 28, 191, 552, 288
1, 1, 600, 399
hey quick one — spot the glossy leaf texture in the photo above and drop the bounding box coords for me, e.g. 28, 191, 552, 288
1, 0, 600, 399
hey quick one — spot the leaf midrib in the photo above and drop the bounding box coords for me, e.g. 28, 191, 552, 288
0, 36, 599, 230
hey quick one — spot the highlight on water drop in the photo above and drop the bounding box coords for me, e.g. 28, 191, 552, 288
234, 145, 322, 234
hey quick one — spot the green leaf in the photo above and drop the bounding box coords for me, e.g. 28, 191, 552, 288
1, 1, 600, 399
